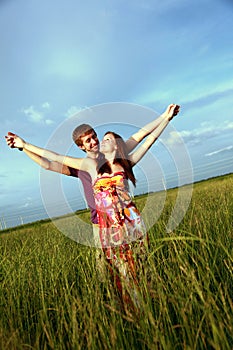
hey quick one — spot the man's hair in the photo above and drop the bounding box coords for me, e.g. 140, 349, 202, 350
72, 124, 96, 147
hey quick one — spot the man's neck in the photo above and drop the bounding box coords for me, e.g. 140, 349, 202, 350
86, 151, 99, 159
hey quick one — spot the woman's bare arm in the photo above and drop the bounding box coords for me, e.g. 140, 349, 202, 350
125, 104, 180, 153
129, 104, 180, 165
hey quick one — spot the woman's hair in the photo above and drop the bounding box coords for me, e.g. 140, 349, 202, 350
97, 131, 136, 186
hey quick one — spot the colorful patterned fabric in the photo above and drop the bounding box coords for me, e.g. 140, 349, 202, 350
93, 171, 147, 258
93, 172, 148, 305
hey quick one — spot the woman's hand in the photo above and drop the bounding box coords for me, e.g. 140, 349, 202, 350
165, 104, 180, 121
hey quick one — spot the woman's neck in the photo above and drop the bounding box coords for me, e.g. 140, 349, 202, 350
104, 151, 115, 163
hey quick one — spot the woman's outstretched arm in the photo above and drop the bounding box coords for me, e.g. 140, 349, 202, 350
125, 104, 180, 153
129, 104, 180, 166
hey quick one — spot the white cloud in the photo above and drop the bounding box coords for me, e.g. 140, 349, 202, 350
42, 102, 50, 109
205, 145, 233, 157
18, 196, 33, 209
22, 106, 43, 123
21, 104, 54, 125
164, 131, 184, 146
163, 120, 233, 146
138, 75, 233, 108
45, 119, 54, 125
65, 105, 91, 118
20, 202, 30, 208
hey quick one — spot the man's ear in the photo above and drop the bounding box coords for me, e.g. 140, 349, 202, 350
78, 145, 86, 152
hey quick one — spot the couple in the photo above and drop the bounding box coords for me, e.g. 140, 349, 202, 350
6, 103, 180, 304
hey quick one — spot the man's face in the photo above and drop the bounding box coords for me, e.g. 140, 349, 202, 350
79, 131, 99, 153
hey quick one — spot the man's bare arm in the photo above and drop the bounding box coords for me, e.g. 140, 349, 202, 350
6, 132, 73, 175
24, 149, 72, 175
5, 132, 91, 172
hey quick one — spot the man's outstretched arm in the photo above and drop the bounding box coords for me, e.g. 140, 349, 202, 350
125, 104, 180, 153
24, 149, 72, 175
5, 132, 91, 171
5, 132, 73, 176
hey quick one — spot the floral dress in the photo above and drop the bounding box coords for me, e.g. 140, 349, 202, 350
93, 171, 148, 295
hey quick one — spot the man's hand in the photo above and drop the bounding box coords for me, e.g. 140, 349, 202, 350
165, 104, 180, 121
5, 132, 26, 149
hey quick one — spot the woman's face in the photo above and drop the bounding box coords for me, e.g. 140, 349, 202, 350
100, 133, 117, 154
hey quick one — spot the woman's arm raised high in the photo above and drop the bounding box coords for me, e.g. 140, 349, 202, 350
129, 104, 180, 166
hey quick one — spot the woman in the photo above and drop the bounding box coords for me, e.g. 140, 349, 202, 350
5, 104, 180, 306
93, 131, 149, 302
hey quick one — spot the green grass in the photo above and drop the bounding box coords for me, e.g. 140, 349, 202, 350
0, 174, 233, 349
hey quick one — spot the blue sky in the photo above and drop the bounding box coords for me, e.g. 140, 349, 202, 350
1, 0, 233, 229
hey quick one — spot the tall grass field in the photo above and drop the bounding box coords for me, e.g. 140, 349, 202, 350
0, 174, 233, 349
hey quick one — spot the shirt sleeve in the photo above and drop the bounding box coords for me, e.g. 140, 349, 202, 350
68, 167, 79, 178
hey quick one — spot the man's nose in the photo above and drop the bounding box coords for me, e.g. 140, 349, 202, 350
91, 138, 98, 145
